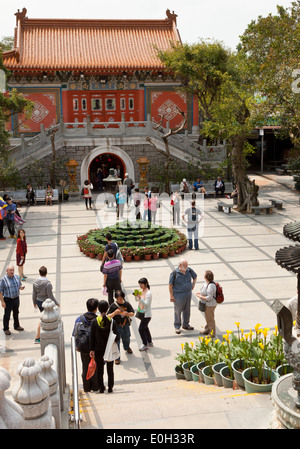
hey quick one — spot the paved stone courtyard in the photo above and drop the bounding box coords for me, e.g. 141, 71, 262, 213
0, 173, 299, 429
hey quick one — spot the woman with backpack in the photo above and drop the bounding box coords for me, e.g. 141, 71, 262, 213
82, 179, 93, 210
196, 270, 217, 338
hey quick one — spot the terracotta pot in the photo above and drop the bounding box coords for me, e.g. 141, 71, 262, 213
169, 250, 175, 257
125, 256, 132, 262
89, 253, 96, 259
152, 254, 159, 260
144, 254, 152, 260
134, 255, 141, 261
79, 247, 83, 252
97, 253, 103, 260
161, 253, 168, 258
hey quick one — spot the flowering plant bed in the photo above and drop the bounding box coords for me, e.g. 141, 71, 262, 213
77, 220, 187, 260
175, 322, 288, 389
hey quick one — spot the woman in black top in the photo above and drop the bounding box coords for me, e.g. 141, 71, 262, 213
89, 300, 119, 393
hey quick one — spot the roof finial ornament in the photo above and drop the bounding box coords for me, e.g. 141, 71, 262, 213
166, 9, 177, 24
15, 8, 27, 24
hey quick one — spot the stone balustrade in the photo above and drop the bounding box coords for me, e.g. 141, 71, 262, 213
0, 299, 67, 429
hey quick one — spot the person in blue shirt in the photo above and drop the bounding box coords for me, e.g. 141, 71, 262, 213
5, 198, 16, 238
116, 186, 126, 219
169, 259, 197, 334
0, 265, 25, 335
193, 178, 207, 194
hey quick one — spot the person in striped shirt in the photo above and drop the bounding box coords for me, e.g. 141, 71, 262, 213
0, 265, 25, 335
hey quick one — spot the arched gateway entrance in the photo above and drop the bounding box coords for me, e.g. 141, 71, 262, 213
80, 145, 135, 189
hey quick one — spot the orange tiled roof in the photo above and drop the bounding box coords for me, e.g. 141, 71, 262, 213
3, 9, 181, 72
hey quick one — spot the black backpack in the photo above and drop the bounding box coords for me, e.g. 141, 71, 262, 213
74, 315, 91, 352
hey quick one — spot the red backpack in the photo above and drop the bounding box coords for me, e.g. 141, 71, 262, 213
211, 282, 224, 304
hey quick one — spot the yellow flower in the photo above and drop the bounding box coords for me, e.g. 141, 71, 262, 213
223, 334, 229, 342
181, 343, 184, 350
235, 322, 240, 328
241, 328, 244, 335
205, 338, 211, 346
274, 325, 278, 334
215, 339, 220, 344
226, 330, 232, 334
254, 323, 261, 333
262, 329, 268, 339
190, 342, 194, 348
258, 342, 264, 350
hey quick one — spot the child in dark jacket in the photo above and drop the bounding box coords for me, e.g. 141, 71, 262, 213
89, 300, 119, 393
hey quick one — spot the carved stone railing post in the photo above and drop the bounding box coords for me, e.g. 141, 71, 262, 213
40, 299, 66, 410
39, 355, 61, 429
11, 358, 55, 429
0, 367, 25, 429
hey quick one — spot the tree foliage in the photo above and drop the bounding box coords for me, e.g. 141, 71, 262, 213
240, 1, 300, 151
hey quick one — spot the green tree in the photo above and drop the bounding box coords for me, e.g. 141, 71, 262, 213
240, 1, 300, 152
157, 40, 260, 212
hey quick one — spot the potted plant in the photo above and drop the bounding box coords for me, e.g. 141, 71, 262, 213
160, 247, 169, 258
175, 342, 194, 381
121, 247, 133, 262
142, 247, 153, 261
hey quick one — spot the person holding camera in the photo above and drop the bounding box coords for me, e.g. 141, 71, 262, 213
134, 278, 153, 351
108, 290, 134, 364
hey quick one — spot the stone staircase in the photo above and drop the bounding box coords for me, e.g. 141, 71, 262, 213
9, 116, 226, 170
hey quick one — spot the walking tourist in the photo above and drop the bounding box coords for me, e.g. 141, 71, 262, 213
149, 193, 158, 224
82, 180, 93, 210
116, 186, 126, 219
169, 259, 197, 334
90, 299, 119, 393
196, 270, 217, 337
182, 200, 203, 250
5, 198, 17, 238
0, 196, 7, 240
73, 298, 99, 392
107, 290, 134, 364
102, 249, 122, 305
16, 229, 27, 281
171, 191, 180, 225
134, 277, 153, 351
32, 266, 60, 343
123, 173, 134, 204
0, 265, 25, 335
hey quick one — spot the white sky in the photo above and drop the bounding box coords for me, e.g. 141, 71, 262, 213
0, 0, 295, 51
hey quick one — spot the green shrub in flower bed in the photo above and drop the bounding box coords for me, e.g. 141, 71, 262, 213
76, 219, 187, 260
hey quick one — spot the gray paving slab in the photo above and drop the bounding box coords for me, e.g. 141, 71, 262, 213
0, 173, 299, 430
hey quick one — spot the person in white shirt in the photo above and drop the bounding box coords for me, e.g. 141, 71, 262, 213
196, 270, 217, 337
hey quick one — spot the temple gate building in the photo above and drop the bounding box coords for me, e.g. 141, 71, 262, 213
3, 8, 227, 187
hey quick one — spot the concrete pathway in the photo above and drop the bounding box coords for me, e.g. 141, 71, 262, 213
0, 173, 299, 429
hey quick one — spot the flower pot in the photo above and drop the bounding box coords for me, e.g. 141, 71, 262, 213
161, 253, 168, 258
242, 367, 278, 394
182, 362, 193, 381
133, 255, 141, 261
232, 359, 247, 388
276, 364, 293, 377
144, 254, 152, 260
212, 362, 227, 387
152, 254, 159, 260
175, 365, 185, 380
169, 250, 175, 257
220, 366, 234, 388
197, 361, 206, 382
89, 253, 96, 258
79, 247, 83, 252
97, 253, 103, 260
191, 364, 200, 382
202, 365, 215, 385
125, 256, 132, 262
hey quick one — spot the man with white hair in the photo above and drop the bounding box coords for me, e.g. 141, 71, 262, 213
169, 259, 197, 334
0, 265, 25, 335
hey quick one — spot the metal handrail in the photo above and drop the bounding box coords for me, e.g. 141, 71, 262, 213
71, 336, 81, 429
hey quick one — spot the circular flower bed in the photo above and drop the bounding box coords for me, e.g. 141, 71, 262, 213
77, 220, 187, 261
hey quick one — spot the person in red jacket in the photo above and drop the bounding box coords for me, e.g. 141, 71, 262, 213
16, 229, 27, 281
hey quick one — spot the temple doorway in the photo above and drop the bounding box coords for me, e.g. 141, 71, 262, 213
88, 153, 126, 190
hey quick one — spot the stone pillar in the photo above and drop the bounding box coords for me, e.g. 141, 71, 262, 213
40, 299, 66, 410
0, 367, 25, 429
39, 355, 61, 429
11, 358, 55, 429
